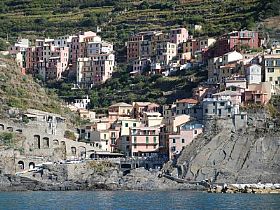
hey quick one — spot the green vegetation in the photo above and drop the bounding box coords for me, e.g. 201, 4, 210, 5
1, 0, 279, 113
0, 0, 270, 46
64, 130, 76, 141
0, 55, 64, 114
267, 95, 280, 118
0, 132, 14, 148
49, 64, 207, 112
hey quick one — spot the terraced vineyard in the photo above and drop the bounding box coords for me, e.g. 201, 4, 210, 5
1, 0, 279, 110
0, 0, 263, 44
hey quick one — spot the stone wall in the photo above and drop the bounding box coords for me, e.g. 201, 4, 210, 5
0, 118, 103, 174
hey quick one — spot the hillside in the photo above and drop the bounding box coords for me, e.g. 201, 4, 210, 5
1, 0, 279, 111
0, 55, 64, 115
49, 64, 207, 111
0, 0, 273, 46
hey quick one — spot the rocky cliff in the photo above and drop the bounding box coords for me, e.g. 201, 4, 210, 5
174, 111, 280, 184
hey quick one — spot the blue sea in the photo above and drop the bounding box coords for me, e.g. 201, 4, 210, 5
0, 191, 279, 210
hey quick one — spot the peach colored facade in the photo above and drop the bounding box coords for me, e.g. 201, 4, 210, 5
169, 123, 203, 159
130, 126, 160, 157
108, 102, 133, 122
244, 82, 272, 105
25, 39, 69, 81
77, 53, 114, 87
45, 47, 69, 80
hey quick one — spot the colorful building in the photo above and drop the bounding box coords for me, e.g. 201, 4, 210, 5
130, 126, 161, 157
168, 122, 203, 159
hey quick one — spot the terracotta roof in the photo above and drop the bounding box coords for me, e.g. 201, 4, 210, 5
109, 102, 133, 107
220, 63, 237, 68
176, 98, 198, 104
213, 90, 242, 96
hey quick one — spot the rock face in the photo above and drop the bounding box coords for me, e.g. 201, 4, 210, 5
175, 112, 280, 183
0, 162, 204, 191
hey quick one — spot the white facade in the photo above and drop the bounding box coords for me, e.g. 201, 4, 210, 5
87, 41, 113, 56
222, 51, 243, 65
74, 95, 91, 109
155, 42, 177, 66
246, 64, 262, 84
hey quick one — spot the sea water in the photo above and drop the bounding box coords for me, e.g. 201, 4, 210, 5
0, 190, 279, 210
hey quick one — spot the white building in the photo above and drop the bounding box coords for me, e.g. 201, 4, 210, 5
246, 64, 262, 84
9, 38, 30, 68
73, 95, 91, 109
87, 40, 113, 56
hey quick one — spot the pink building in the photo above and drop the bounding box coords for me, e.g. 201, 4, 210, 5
109, 124, 121, 153
127, 34, 144, 62
130, 126, 160, 157
168, 123, 203, 160
69, 31, 98, 72
45, 47, 69, 80
169, 28, 188, 45
244, 82, 272, 105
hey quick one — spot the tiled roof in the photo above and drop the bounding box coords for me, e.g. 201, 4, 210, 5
213, 90, 242, 96
176, 98, 198, 104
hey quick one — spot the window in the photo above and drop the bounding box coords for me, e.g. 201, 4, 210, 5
268, 68, 274, 73
220, 102, 225, 106
228, 108, 231, 113
134, 137, 137, 143
171, 146, 176, 152
194, 130, 198, 134
125, 123, 128, 127
146, 137, 149, 144
173, 139, 176, 143
269, 77, 273, 81
182, 139, 185, 144
134, 145, 137, 149
153, 137, 157, 143
205, 109, 208, 113
133, 123, 136, 127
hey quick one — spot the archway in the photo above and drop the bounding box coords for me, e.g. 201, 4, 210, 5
18, 161, 24, 170
78, 146, 86, 159
42, 137, 50, 148
53, 139, 59, 146
15, 129, 22, 133
34, 135, 40, 149
7, 127, 13, 132
0, 124, 4, 130
29, 162, 35, 170
71, 147, 77, 156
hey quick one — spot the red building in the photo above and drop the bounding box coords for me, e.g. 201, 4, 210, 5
207, 30, 260, 58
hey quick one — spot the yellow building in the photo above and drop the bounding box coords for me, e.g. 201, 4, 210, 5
264, 54, 280, 94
